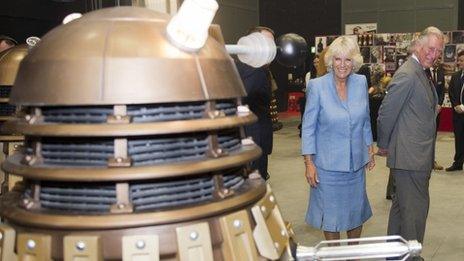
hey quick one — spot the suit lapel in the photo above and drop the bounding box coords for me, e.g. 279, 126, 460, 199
410, 59, 436, 107
328, 72, 349, 110
346, 74, 356, 110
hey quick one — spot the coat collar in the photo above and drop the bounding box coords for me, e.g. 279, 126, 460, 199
408, 58, 438, 107
327, 71, 356, 109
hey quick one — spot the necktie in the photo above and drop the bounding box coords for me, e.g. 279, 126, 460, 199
431, 68, 437, 83
424, 68, 433, 82
424, 69, 435, 94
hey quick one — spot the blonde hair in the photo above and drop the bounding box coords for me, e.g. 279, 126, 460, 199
324, 36, 363, 72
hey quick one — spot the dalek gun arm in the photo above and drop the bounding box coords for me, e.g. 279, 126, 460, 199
226, 32, 277, 68
226, 32, 308, 68
296, 235, 422, 261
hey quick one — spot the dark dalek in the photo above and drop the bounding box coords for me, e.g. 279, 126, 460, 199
0, 5, 295, 261
0, 44, 28, 194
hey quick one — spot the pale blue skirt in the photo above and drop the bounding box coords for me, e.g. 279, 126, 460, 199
306, 166, 372, 232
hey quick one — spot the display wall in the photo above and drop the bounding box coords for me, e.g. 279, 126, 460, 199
316, 31, 464, 82
315, 30, 464, 131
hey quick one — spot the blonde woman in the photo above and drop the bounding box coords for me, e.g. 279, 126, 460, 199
302, 36, 375, 241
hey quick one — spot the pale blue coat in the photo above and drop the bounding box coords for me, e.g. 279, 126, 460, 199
301, 72, 373, 172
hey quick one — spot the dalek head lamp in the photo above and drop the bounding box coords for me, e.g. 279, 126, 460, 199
166, 0, 219, 52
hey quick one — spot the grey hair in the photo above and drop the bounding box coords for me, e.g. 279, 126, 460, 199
416, 26, 444, 47
324, 36, 363, 72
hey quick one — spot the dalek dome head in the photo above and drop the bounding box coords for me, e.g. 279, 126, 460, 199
0, 44, 28, 86
10, 6, 245, 106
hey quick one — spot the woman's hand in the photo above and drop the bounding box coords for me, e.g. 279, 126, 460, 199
366, 153, 376, 171
366, 145, 376, 171
305, 163, 319, 187
304, 155, 319, 187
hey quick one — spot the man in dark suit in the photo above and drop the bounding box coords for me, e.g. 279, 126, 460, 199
430, 58, 446, 170
235, 26, 275, 180
446, 50, 464, 171
377, 27, 444, 251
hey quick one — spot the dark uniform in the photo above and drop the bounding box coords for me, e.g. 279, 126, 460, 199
236, 60, 273, 180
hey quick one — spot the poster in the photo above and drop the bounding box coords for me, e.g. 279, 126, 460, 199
345, 23, 377, 35
374, 34, 390, 46
456, 44, 464, 56
444, 44, 457, 63
396, 55, 407, 69
383, 46, 396, 63
360, 47, 371, 63
452, 31, 464, 44
315, 36, 326, 54
370, 46, 382, 63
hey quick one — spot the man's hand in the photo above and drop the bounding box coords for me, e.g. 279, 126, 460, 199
376, 147, 388, 157
366, 145, 376, 171
366, 154, 376, 171
454, 105, 464, 114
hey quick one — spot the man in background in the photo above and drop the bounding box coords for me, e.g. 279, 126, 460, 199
235, 26, 274, 180
446, 51, 464, 171
430, 57, 445, 170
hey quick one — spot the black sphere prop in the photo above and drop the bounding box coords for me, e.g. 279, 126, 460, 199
276, 33, 308, 67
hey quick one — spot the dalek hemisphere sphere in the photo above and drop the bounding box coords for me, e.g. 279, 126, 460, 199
10, 7, 245, 106
3, 7, 256, 138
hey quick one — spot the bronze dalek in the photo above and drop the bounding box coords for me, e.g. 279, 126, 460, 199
0, 44, 28, 194
0, 6, 294, 260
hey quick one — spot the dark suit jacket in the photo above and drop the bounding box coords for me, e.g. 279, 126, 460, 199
448, 70, 463, 109
235, 61, 273, 154
447, 69, 464, 121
